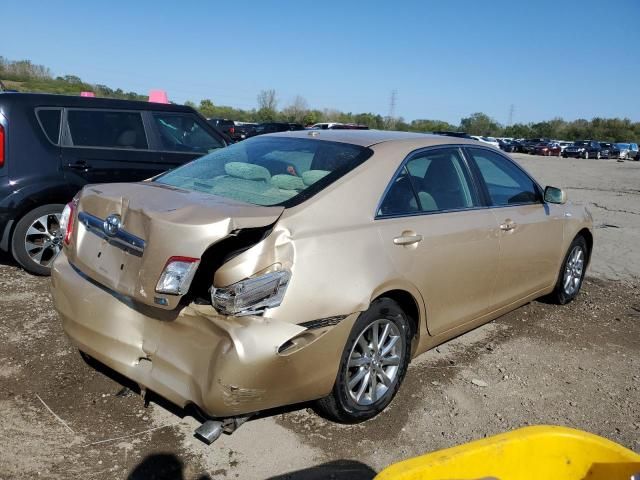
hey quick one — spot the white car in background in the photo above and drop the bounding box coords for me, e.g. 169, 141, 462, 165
470, 136, 500, 149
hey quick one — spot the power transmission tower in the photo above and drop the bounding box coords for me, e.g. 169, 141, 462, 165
386, 89, 397, 130
508, 104, 515, 126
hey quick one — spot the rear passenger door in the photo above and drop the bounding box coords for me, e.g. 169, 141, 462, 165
148, 112, 226, 168
376, 147, 501, 336
61, 108, 166, 186
466, 147, 564, 307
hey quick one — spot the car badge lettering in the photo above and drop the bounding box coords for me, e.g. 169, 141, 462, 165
103, 214, 121, 237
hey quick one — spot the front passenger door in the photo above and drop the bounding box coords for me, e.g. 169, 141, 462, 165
376, 147, 501, 336
466, 147, 564, 307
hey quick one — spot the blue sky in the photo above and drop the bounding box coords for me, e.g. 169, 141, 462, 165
3, 0, 639, 124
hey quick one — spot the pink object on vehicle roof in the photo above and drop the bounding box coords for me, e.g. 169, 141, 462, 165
80, 91, 96, 97
148, 89, 169, 104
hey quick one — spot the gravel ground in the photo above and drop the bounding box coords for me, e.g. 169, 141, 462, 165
0, 153, 638, 480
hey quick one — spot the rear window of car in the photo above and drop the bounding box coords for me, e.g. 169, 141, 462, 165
67, 109, 148, 149
155, 136, 373, 207
36, 108, 62, 144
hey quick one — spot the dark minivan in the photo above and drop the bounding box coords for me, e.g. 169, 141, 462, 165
0, 93, 227, 274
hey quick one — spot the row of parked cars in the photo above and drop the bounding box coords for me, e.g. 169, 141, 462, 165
207, 119, 370, 142
494, 137, 640, 160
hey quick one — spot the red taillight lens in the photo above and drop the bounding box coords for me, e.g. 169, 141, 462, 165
60, 201, 76, 245
229, 127, 235, 135
0, 124, 5, 168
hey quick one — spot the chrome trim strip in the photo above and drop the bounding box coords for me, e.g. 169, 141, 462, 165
78, 211, 146, 256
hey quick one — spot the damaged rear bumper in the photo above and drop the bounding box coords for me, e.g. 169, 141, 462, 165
51, 252, 357, 417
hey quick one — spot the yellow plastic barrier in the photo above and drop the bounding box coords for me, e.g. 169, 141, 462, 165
376, 425, 640, 480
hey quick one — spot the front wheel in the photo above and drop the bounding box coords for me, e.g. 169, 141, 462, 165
314, 298, 412, 423
11, 204, 65, 275
548, 236, 588, 305
584, 151, 589, 159
596, 151, 601, 160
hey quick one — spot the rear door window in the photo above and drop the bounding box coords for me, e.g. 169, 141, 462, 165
67, 109, 148, 149
152, 113, 224, 153
36, 108, 62, 144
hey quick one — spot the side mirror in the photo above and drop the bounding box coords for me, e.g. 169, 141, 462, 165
544, 186, 567, 204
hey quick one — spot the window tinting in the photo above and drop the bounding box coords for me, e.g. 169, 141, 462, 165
152, 113, 224, 153
468, 147, 540, 206
36, 108, 61, 144
67, 110, 148, 149
155, 136, 372, 207
378, 147, 475, 216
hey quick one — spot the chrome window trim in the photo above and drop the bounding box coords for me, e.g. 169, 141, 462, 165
78, 211, 146, 257
374, 144, 481, 220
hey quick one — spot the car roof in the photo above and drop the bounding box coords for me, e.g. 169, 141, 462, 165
0, 92, 196, 113
269, 129, 481, 148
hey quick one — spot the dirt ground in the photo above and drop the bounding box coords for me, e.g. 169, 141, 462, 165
0, 154, 638, 480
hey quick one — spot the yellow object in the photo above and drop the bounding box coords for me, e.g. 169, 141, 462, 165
376, 425, 640, 480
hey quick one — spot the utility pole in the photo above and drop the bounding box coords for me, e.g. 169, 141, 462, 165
508, 104, 515, 126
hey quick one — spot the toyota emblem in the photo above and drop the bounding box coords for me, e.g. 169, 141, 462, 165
103, 214, 121, 237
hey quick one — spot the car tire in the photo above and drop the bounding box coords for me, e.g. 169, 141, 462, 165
596, 152, 601, 160
314, 298, 412, 424
584, 151, 589, 159
11, 204, 65, 276
548, 235, 588, 305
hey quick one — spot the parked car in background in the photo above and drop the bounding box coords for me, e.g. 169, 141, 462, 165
253, 122, 305, 136
558, 141, 573, 154
51, 130, 592, 433
207, 118, 235, 138
433, 131, 473, 139
329, 123, 369, 130
562, 141, 603, 159
534, 142, 561, 156
309, 122, 343, 129
621, 142, 640, 160
233, 123, 258, 140
0, 92, 227, 274
470, 136, 500, 149
522, 139, 549, 154
498, 139, 517, 152
598, 142, 614, 159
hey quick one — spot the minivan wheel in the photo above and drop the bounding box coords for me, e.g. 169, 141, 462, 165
314, 298, 412, 423
548, 236, 588, 305
11, 204, 65, 275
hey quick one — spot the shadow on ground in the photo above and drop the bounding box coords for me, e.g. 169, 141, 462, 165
127, 454, 376, 480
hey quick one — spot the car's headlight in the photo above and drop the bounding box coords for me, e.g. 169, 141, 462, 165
211, 269, 291, 316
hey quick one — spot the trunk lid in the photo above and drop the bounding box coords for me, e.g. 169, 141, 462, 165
68, 182, 283, 308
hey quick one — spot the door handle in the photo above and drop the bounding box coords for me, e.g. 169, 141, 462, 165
393, 234, 423, 246
500, 220, 516, 231
67, 161, 91, 171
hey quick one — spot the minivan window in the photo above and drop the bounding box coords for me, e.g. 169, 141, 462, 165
468, 147, 540, 206
67, 109, 148, 149
36, 108, 62, 144
152, 113, 224, 153
155, 136, 372, 207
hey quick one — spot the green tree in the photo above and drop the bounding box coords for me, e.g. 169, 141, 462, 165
459, 112, 502, 136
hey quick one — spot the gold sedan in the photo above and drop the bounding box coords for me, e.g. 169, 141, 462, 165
51, 130, 592, 433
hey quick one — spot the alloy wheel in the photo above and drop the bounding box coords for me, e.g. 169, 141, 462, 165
563, 245, 584, 296
346, 319, 403, 406
24, 213, 62, 267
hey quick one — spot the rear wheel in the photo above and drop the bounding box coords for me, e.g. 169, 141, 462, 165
584, 151, 589, 159
548, 236, 588, 305
314, 298, 412, 423
11, 204, 65, 275
596, 151, 601, 160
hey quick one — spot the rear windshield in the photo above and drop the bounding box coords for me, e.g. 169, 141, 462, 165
155, 136, 373, 207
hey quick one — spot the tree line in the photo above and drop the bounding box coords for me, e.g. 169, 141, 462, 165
2, 56, 639, 142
